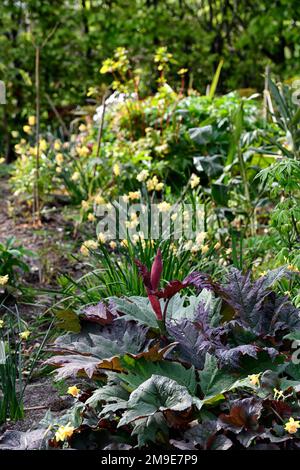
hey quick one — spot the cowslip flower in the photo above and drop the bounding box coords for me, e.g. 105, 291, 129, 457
109, 241, 117, 250
19, 330, 30, 341
0, 157, 5, 164
55, 423, 75, 442
190, 173, 200, 189
0, 275, 9, 286
248, 374, 260, 386
284, 417, 300, 434
67, 386, 80, 397
0, 320, 4, 329
121, 239, 128, 248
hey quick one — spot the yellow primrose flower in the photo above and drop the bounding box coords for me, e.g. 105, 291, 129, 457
88, 213, 96, 222
109, 241, 117, 250
55, 424, 75, 442
94, 195, 105, 205
0, 320, 4, 328
77, 146, 89, 158
56, 166, 62, 174
28, 146, 36, 157
79, 124, 87, 132
28, 116, 36, 126
14, 144, 22, 154
121, 239, 128, 248
71, 171, 80, 182
54, 140, 61, 151
0, 157, 5, 164
97, 232, 107, 244
113, 163, 121, 176
128, 191, 140, 201
248, 374, 260, 386
80, 240, 98, 256
136, 169, 149, 182
201, 244, 209, 255
214, 241, 221, 250
155, 182, 164, 191
284, 417, 300, 434
11, 130, 19, 139
81, 200, 89, 211
158, 201, 171, 213
23, 125, 32, 135
55, 153, 64, 166
122, 194, 130, 203
190, 173, 200, 189
0, 275, 9, 286
19, 330, 30, 341
171, 213, 178, 221
288, 265, 299, 273
39, 139, 47, 152
67, 386, 80, 397
146, 176, 163, 192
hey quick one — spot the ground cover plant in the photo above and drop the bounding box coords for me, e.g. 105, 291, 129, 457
0, 0, 300, 456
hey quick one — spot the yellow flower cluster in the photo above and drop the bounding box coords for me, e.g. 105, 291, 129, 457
285, 417, 300, 434
19, 330, 30, 341
76, 146, 90, 158
146, 176, 164, 192
0, 275, 9, 286
136, 169, 149, 182
190, 173, 200, 189
67, 386, 80, 397
80, 240, 98, 256
55, 423, 75, 442
248, 373, 260, 386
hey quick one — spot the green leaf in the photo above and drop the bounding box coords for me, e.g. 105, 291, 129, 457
199, 354, 247, 401
209, 59, 224, 99
112, 296, 159, 329
120, 356, 198, 395
118, 375, 193, 426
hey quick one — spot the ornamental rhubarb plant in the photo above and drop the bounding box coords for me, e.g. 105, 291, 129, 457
42, 251, 300, 450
